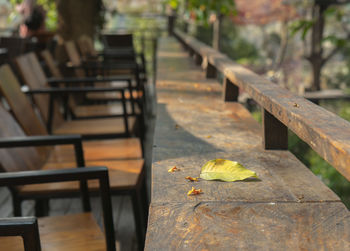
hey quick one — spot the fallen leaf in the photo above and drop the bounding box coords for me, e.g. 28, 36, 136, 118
293, 103, 300, 108
185, 176, 199, 182
168, 166, 180, 172
187, 186, 202, 195
206, 135, 212, 139
175, 124, 180, 129
200, 159, 258, 182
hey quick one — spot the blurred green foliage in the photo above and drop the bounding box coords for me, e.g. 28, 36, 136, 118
37, 0, 57, 31
190, 17, 259, 65
9, 0, 57, 31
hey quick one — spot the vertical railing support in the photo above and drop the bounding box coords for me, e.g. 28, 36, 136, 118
262, 108, 288, 150
206, 63, 217, 78
194, 54, 202, 65
222, 77, 239, 102
168, 14, 176, 36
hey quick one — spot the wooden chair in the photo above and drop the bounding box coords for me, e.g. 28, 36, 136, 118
64, 40, 145, 104
0, 166, 116, 251
40, 50, 142, 118
10, 57, 137, 138
0, 103, 146, 249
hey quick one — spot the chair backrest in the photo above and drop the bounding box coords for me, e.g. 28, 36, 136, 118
40, 50, 63, 78
14, 53, 64, 126
64, 41, 85, 78
0, 37, 27, 58
0, 104, 45, 172
0, 64, 48, 136
102, 33, 134, 49
77, 35, 97, 59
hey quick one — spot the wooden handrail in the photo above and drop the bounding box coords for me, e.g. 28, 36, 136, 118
173, 28, 350, 181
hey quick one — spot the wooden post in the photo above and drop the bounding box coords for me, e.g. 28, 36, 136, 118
189, 48, 194, 57
223, 78, 239, 102
212, 14, 223, 51
194, 54, 202, 65
184, 22, 189, 33
168, 15, 176, 36
262, 108, 288, 150
206, 63, 217, 78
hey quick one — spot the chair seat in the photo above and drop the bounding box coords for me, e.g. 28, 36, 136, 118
73, 103, 137, 117
18, 159, 145, 197
86, 89, 142, 101
47, 138, 142, 162
53, 117, 136, 136
0, 213, 106, 251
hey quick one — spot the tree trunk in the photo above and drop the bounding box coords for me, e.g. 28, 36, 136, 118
308, 2, 327, 91
55, 0, 101, 62
212, 14, 222, 51
273, 21, 289, 72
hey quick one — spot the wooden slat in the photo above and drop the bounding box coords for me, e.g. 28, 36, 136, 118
174, 29, 350, 181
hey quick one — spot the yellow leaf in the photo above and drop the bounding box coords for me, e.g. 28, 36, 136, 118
185, 176, 199, 182
187, 186, 202, 195
200, 159, 258, 182
168, 166, 179, 172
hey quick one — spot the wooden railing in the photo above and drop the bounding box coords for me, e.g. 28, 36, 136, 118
173, 28, 350, 182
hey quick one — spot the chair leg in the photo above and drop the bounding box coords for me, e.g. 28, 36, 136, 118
141, 180, 149, 225
131, 190, 145, 251
35, 199, 50, 217
11, 193, 22, 217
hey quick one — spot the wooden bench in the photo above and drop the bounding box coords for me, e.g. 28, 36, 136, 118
145, 33, 350, 250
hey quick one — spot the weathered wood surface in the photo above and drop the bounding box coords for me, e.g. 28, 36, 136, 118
174, 29, 350, 181
145, 36, 350, 250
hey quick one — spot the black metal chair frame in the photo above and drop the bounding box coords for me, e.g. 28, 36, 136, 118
0, 166, 116, 251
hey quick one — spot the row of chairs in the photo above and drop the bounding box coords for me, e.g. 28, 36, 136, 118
0, 34, 148, 250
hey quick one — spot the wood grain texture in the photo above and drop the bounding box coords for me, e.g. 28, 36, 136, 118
0, 213, 106, 251
145, 36, 350, 250
174, 29, 350, 181
146, 202, 350, 251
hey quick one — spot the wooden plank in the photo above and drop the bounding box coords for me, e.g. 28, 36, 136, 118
146, 36, 350, 250
174, 29, 350, 181
146, 202, 350, 251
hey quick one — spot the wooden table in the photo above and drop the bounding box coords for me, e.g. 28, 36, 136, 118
145, 36, 350, 250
